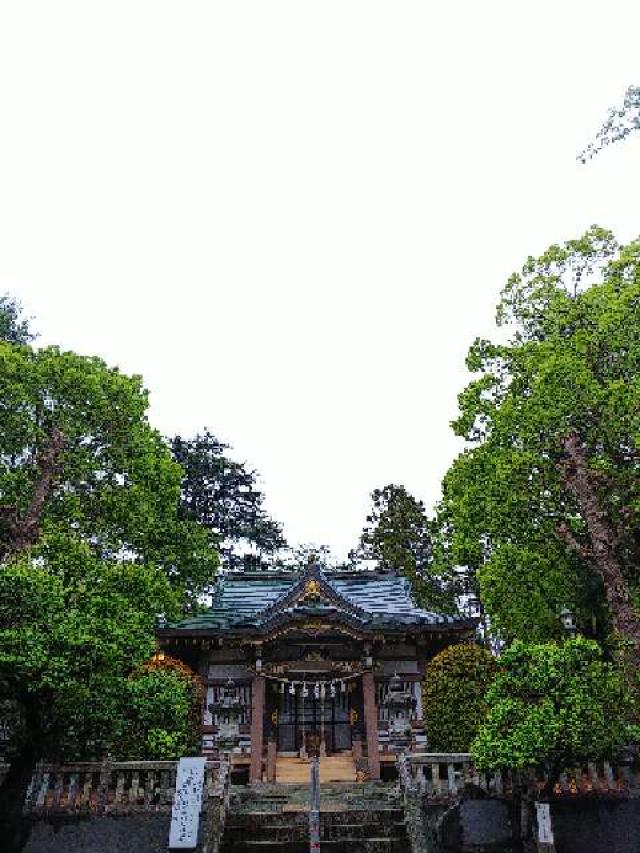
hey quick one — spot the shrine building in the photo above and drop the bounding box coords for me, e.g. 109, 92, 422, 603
156, 560, 474, 783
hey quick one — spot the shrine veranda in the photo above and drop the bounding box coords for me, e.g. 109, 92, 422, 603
156, 562, 474, 782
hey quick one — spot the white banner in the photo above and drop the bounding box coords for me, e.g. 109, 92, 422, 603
536, 802, 555, 844
169, 757, 206, 849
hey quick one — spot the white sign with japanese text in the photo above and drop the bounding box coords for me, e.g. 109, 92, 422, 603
169, 757, 206, 849
536, 802, 554, 844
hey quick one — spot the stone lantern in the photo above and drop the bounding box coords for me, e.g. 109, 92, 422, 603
208, 678, 243, 754
383, 673, 415, 752
559, 606, 577, 638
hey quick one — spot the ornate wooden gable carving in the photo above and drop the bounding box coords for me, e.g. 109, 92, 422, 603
256, 561, 367, 631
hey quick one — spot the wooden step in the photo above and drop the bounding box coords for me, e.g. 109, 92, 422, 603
275, 755, 356, 784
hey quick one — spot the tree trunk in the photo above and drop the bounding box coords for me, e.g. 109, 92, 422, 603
0, 426, 64, 558
0, 710, 42, 853
557, 431, 640, 667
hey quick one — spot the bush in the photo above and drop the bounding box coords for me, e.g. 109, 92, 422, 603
472, 637, 631, 772
422, 643, 496, 751
115, 655, 203, 760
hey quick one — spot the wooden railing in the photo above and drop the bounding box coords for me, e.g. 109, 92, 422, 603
399, 752, 637, 799
23, 758, 230, 816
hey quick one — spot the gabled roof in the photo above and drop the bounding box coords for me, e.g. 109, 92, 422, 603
158, 562, 474, 639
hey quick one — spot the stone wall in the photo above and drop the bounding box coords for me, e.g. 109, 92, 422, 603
550, 800, 640, 853
418, 796, 640, 853
23, 814, 171, 853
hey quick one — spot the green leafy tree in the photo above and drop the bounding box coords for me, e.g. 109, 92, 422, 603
422, 643, 496, 752
0, 294, 34, 345
432, 228, 640, 661
578, 85, 640, 162
472, 638, 631, 772
0, 545, 182, 851
171, 430, 286, 571
0, 343, 216, 596
1, 545, 181, 758
0, 342, 216, 851
352, 484, 457, 611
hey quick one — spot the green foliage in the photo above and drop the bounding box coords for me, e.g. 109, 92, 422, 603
171, 430, 286, 571
0, 342, 216, 597
115, 656, 203, 760
472, 638, 631, 771
0, 546, 181, 759
352, 484, 458, 612
432, 227, 640, 642
0, 294, 33, 345
0, 342, 217, 764
422, 643, 496, 752
578, 85, 640, 162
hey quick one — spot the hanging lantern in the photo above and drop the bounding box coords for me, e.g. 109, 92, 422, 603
280, 682, 285, 695
302, 683, 309, 698
289, 682, 296, 695
314, 683, 320, 700
320, 683, 326, 700
340, 680, 346, 693
330, 682, 336, 698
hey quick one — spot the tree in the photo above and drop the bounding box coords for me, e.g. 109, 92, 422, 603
171, 430, 286, 571
432, 227, 640, 664
422, 644, 496, 752
0, 342, 216, 851
472, 638, 631, 772
351, 484, 458, 612
0, 294, 34, 345
578, 85, 640, 162
0, 546, 182, 851
0, 343, 216, 596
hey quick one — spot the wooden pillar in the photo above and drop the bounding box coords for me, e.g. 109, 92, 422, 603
362, 671, 380, 780
266, 739, 277, 783
250, 675, 265, 782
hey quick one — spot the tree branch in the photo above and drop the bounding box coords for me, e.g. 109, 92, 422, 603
554, 523, 593, 561
1, 426, 64, 557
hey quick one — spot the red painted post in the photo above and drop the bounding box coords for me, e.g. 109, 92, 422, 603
266, 739, 277, 783
250, 675, 265, 782
362, 672, 380, 780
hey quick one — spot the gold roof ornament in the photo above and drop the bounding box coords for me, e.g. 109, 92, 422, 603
304, 579, 320, 597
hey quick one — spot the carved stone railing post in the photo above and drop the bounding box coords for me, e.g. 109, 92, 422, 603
23, 760, 42, 813
202, 760, 230, 853
398, 752, 429, 853
97, 756, 112, 815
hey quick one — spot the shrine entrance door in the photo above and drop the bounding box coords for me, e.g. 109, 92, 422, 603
278, 687, 352, 755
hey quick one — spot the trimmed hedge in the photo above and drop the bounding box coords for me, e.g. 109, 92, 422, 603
115, 654, 204, 760
472, 638, 632, 772
422, 643, 496, 752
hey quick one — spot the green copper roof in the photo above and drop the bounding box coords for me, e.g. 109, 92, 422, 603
160, 566, 473, 637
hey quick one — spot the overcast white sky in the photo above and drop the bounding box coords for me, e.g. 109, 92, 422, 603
1, 2, 639, 559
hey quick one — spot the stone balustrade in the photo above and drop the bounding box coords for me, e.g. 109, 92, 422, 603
400, 752, 639, 800
23, 758, 229, 816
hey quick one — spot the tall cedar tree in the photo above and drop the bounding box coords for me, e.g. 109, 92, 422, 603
171, 431, 286, 571
351, 484, 457, 612
432, 227, 640, 667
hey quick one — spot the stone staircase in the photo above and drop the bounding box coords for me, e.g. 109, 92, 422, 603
221, 781, 408, 852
